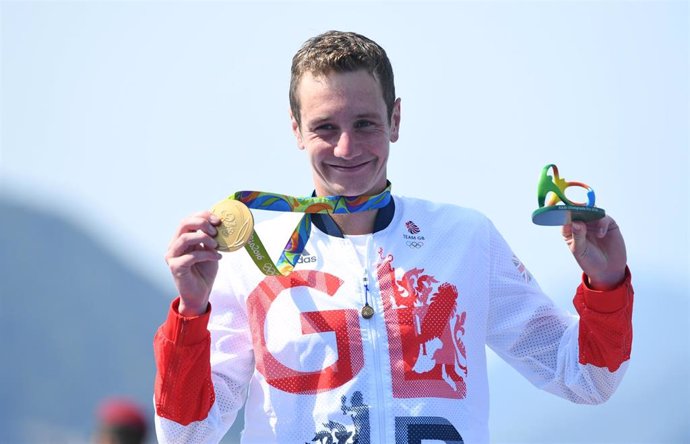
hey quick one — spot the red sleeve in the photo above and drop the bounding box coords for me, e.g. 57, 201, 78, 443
574, 268, 633, 372
153, 297, 215, 425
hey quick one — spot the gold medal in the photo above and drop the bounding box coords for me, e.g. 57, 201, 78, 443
211, 199, 254, 252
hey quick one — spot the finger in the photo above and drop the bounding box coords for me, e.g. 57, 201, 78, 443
585, 216, 610, 238
561, 220, 587, 242
567, 220, 589, 259
168, 249, 222, 273
167, 230, 219, 260
561, 222, 574, 241
587, 215, 621, 239
197, 209, 222, 226
170, 213, 219, 246
169, 231, 219, 259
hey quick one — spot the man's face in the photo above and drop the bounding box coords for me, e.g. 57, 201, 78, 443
291, 70, 400, 197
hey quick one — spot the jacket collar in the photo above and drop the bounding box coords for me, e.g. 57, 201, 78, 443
310, 195, 395, 238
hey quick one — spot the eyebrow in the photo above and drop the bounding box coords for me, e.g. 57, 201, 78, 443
353, 112, 382, 120
307, 112, 382, 126
307, 116, 332, 127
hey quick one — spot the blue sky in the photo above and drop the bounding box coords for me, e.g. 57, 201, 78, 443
2, 1, 688, 442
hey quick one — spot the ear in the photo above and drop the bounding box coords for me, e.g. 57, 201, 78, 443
290, 109, 305, 150
389, 98, 401, 143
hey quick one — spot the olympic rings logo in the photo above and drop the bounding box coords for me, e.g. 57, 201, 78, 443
262, 263, 279, 275
406, 241, 424, 249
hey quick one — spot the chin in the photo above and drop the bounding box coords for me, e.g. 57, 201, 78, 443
317, 172, 386, 197
334, 184, 380, 197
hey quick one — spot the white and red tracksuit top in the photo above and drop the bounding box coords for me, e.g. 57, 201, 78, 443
153, 195, 633, 444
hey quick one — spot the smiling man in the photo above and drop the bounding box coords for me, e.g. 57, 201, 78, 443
154, 31, 633, 444
290, 68, 399, 235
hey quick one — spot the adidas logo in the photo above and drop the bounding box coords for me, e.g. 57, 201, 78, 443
297, 248, 318, 264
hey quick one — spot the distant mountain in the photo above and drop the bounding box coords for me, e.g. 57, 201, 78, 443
0, 195, 170, 443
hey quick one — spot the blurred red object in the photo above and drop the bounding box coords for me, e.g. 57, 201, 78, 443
96, 397, 147, 444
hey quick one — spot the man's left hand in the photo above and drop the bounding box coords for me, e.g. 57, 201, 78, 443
562, 216, 627, 290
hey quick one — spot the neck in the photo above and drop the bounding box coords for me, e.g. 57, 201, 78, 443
331, 211, 378, 235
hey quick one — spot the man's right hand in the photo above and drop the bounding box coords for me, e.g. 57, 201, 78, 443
165, 211, 223, 316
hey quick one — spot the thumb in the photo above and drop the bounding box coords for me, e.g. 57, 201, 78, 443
565, 221, 588, 258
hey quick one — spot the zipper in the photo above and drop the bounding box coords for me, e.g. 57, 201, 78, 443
361, 243, 388, 444
347, 234, 388, 442
361, 274, 374, 319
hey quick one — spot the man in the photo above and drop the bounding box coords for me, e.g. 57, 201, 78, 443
154, 31, 633, 443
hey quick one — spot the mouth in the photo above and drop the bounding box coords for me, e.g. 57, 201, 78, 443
328, 160, 372, 172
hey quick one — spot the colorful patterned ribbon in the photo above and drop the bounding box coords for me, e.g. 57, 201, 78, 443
228, 184, 392, 276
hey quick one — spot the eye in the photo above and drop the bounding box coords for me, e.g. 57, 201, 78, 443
354, 120, 374, 129
314, 123, 336, 131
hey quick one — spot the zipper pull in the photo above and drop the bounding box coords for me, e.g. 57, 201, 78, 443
361, 274, 374, 319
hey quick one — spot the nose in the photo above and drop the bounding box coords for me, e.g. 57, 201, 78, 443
333, 131, 358, 159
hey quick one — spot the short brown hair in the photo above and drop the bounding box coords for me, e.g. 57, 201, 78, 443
289, 30, 396, 127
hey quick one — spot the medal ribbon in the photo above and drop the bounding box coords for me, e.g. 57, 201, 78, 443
228, 184, 392, 276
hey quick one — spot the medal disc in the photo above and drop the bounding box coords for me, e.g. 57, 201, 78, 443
211, 199, 254, 252
532, 205, 605, 226
361, 304, 374, 319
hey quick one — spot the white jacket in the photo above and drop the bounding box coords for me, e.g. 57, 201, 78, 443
154, 195, 633, 444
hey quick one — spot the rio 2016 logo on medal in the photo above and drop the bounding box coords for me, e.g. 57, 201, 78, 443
531, 164, 605, 226
211, 199, 254, 252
